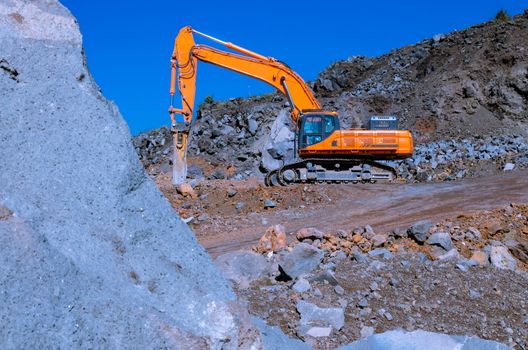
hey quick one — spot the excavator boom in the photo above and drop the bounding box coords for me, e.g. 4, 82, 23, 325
169, 26, 321, 127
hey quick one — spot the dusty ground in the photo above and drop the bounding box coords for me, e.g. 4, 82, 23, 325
238, 253, 528, 349
155, 170, 528, 258
148, 157, 528, 350
235, 204, 528, 349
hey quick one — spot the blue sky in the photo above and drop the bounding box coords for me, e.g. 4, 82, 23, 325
62, 0, 528, 135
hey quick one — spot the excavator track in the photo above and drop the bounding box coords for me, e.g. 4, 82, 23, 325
265, 158, 396, 186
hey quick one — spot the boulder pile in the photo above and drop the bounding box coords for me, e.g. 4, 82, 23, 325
212, 204, 528, 348
134, 123, 528, 182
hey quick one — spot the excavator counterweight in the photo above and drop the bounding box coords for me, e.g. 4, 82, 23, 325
168, 27, 413, 186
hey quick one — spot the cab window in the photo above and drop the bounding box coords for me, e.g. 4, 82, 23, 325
324, 117, 335, 133
304, 116, 322, 134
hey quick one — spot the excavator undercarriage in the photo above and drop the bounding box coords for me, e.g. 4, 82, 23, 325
264, 159, 396, 186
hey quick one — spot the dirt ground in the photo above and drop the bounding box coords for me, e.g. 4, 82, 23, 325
150, 163, 528, 349
238, 253, 528, 349
155, 170, 528, 258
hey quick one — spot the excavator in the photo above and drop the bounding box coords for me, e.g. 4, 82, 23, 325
168, 26, 413, 186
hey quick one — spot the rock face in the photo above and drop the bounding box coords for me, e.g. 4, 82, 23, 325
314, 14, 528, 143
0, 1, 261, 348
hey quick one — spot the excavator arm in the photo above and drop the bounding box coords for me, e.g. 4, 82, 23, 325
169, 26, 321, 127
168, 26, 323, 184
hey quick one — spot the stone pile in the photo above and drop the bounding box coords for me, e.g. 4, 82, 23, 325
134, 124, 528, 183
390, 135, 528, 182
215, 207, 527, 348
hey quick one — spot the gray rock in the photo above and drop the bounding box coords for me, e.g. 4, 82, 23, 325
263, 109, 295, 161
215, 251, 269, 287
456, 262, 469, 272
187, 164, 205, 179
227, 188, 238, 197
437, 248, 460, 261
235, 202, 245, 210
360, 326, 375, 339
371, 234, 388, 247
251, 317, 311, 350
364, 224, 375, 238
279, 243, 324, 279
296, 300, 344, 336
334, 285, 345, 295
490, 246, 517, 270
208, 168, 226, 180
368, 248, 393, 259
329, 250, 348, 262
305, 326, 332, 337
292, 278, 311, 293
353, 251, 370, 264
248, 119, 259, 135
296, 227, 324, 241
0, 2, 261, 347
408, 220, 433, 243
263, 199, 277, 209
260, 150, 281, 172
369, 260, 387, 270
465, 227, 482, 240
358, 298, 369, 308
0, 205, 13, 220
307, 269, 339, 286
503, 163, 515, 171
427, 231, 454, 251
336, 329, 511, 349
369, 282, 379, 291
197, 213, 209, 221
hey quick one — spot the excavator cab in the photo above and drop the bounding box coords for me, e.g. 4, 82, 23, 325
298, 113, 340, 149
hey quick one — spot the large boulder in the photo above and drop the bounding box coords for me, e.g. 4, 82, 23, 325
427, 231, 454, 251
408, 220, 433, 243
296, 300, 345, 337
278, 243, 324, 279
0, 1, 264, 348
490, 246, 517, 271
215, 251, 270, 288
260, 109, 295, 171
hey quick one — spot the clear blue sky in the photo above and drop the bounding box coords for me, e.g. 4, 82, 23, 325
61, 0, 527, 135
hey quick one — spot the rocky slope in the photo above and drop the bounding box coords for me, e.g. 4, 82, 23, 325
314, 12, 528, 143
134, 11, 528, 180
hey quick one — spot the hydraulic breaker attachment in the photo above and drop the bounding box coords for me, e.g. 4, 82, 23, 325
171, 122, 189, 185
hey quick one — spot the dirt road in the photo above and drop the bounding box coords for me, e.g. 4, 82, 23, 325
197, 170, 528, 257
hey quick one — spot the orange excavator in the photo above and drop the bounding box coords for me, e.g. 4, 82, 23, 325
169, 26, 413, 186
